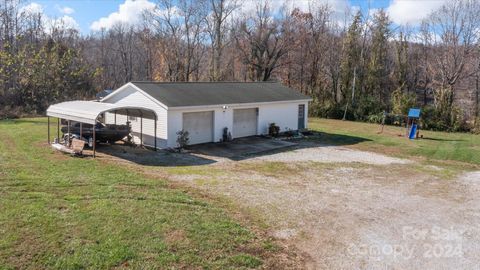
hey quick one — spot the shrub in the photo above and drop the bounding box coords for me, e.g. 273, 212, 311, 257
222, 127, 232, 142
384, 113, 406, 126
420, 105, 468, 132
268, 123, 280, 137
309, 100, 347, 119
472, 118, 480, 134
176, 130, 189, 149
353, 95, 384, 121
366, 112, 384, 124
390, 88, 417, 115
283, 127, 296, 137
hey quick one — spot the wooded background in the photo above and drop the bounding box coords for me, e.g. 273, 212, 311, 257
1, 0, 479, 132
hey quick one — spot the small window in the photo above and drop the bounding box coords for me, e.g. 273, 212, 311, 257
128, 116, 137, 121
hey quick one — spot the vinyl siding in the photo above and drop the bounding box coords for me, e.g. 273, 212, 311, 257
102, 83, 309, 148
103, 85, 168, 148
167, 101, 308, 147
257, 102, 308, 134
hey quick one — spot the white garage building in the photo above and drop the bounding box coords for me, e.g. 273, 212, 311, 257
101, 81, 311, 148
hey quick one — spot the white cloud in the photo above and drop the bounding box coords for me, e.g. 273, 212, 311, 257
49, 15, 80, 30
20, 2, 43, 14
56, 5, 75, 15
387, 0, 446, 25
90, 0, 156, 31
20, 2, 79, 32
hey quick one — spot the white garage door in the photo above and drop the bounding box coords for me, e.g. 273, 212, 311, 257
233, 108, 258, 138
183, 111, 214, 145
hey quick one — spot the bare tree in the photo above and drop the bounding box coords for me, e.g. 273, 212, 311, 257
147, 0, 207, 81
424, 0, 480, 116
206, 0, 238, 81
235, 1, 293, 81
2, 0, 480, 130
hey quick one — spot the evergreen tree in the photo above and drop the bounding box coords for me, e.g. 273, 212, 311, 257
363, 9, 391, 115
339, 11, 363, 106
391, 31, 416, 115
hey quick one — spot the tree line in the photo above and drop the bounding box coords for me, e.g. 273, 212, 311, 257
1, 0, 479, 132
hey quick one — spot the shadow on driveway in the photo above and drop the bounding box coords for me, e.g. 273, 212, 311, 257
187, 137, 297, 161
189, 132, 372, 161
94, 131, 371, 165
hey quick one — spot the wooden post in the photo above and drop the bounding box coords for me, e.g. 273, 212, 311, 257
47, 117, 50, 144
406, 117, 410, 137
379, 111, 386, 134
80, 123, 83, 139
93, 124, 96, 158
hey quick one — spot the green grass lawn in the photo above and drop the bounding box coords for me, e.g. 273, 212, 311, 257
309, 118, 480, 168
0, 118, 276, 269
1, 117, 478, 269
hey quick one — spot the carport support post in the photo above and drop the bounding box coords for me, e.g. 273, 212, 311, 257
92, 124, 96, 158
80, 123, 83, 139
67, 120, 70, 146
57, 118, 60, 141
154, 115, 157, 151
47, 117, 50, 144
140, 110, 143, 147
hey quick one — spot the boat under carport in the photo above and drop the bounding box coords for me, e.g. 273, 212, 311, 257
46, 100, 158, 157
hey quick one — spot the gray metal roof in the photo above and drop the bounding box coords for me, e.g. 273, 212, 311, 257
96, 89, 113, 100
131, 81, 310, 107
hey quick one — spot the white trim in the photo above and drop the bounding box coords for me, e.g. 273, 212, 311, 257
168, 99, 312, 111
100, 83, 130, 101
101, 82, 170, 110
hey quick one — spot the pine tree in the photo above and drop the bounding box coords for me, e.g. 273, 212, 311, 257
363, 9, 391, 115
391, 31, 416, 115
339, 11, 362, 106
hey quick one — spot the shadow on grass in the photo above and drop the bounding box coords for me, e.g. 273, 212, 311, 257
0, 118, 47, 125
305, 131, 372, 146
95, 143, 216, 167
421, 137, 465, 142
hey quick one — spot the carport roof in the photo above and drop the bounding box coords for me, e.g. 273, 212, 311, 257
46, 101, 156, 124
131, 81, 311, 107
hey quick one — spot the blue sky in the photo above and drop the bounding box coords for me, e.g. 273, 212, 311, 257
24, 0, 125, 33
24, 0, 447, 34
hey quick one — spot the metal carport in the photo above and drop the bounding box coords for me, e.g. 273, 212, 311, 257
46, 101, 158, 157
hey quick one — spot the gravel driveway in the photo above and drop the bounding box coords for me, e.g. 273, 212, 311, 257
101, 143, 480, 269
251, 144, 410, 165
